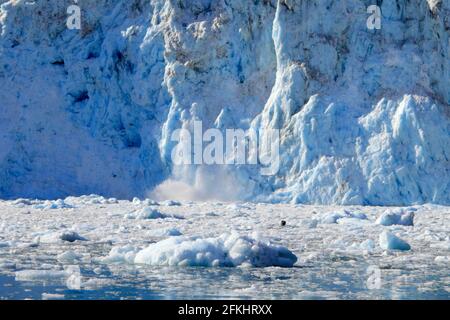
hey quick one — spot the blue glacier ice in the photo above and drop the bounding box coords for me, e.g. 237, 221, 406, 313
379, 231, 411, 251
0, 0, 449, 205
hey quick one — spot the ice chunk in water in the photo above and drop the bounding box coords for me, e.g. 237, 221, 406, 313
37, 231, 87, 244
15, 270, 68, 282
376, 209, 414, 226
134, 233, 297, 268
101, 245, 140, 264
147, 227, 183, 237
57, 250, 82, 264
321, 210, 367, 224
125, 207, 166, 220
379, 231, 411, 251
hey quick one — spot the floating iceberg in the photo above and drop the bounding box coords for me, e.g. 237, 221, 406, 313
32, 200, 74, 210
321, 210, 367, 224
124, 207, 166, 220
101, 245, 140, 264
147, 227, 183, 237
379, 231, 411, 251
376, 209, 415, 226
162, 200, 182, 207
57, 250, 82, 264
15, 270, 69, 282
42, 293, 65, 300
134, 233, 297, 268
36, 231, 87, 244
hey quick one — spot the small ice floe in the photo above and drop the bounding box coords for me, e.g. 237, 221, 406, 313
429, 241, 450, 250
0, 241, 12, 248
66, 275, 81, 290
226, 203, 252, 211
379, 231, 411, 251
376, 209, 415, 226
36, 230, 88, 244
134, 233, 297, 268
321, 210, 367, 224
205, 212, 219, 217
32, 199, 74, 210
57, 250, 82, 264
24, 265, 109, 291
101, 245, 140, 264
142, 199, 159, 206
162, 200, 181, 207
65, 266, 82, 290
359, 239, 376, 252
107, 198, 119, 204
12, 198, 33, 208
434, 256, 450, 263
347, 239, 376, 253
82, 278, 114, 291
66, 194, 116, 205
147, 227, 183, 237
0, 258, 16, 270
93, 267, 104, 275
299, 219, 319, 229
137, 198, 161, 206
42, 293, 65, 300
132, 197, 141, 204
17, 242, 39, 249
124, 207, 167, 220
416, 230, 442, 241
15, 270, 69, 282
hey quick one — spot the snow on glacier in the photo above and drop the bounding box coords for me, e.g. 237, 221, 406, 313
0, 0, 449, 205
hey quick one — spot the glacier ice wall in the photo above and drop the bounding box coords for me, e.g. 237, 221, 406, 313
0, 0, 169, 199
254, 0, 450, 205
0, 0, 449, 205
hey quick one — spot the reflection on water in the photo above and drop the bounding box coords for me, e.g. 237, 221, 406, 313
1, 261, 448, 300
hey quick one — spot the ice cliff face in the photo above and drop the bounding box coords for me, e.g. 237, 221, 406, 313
0, 0, 449, 205
255, 0, 450, 205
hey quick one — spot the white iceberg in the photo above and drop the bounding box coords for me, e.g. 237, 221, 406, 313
134, 233, 297, 268
57, 250, 82, 264
124, 207, 166, 220
147, 227, 183, 237
32, 199, 74, 210
15, 270, 69, 282
348, 239, 376, 253
162, 200, 182, 207
42, 293, 65, 300
101, 245, 140, 264
36, 231, 87, 244
376, 209, 415, 226
321, 210, 367, 224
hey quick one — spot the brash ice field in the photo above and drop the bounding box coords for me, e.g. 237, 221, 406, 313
0, 197, 448, 299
